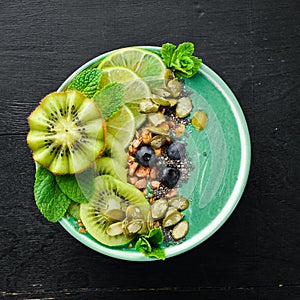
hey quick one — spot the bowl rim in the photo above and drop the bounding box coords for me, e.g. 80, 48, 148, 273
58, 45, 251, 261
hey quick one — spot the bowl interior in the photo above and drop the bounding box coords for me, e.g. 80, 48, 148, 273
58, 46, 251, 261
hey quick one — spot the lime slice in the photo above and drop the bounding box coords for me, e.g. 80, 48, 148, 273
125, 101, 147, 129
99, 66, 151, 103
106, 105, 135, 148
98, 47, 166, 90
99, 66, 150, 129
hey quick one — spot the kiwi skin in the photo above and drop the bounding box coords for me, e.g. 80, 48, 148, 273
27, 91, 107, 175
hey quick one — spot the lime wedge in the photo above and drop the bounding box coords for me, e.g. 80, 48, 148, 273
106, 105, 135, 148
98, 47, 166, 90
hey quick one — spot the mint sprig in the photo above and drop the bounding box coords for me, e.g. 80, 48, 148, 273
67, 68, 102, 98
34, 166, 71, 222
93, 82, 125, 120
161, 42, 202, 78
135, 228, 166, 260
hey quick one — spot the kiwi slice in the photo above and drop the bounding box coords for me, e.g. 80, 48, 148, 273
96, 132, 128, 182
103, 133, 127, 168
27, 90, 106, 174
96, 156, 127, 182
80, 175, 149, 247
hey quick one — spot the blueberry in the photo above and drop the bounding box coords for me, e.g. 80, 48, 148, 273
136, 145, 156, 167
167, 141, 186, 160
159, 166, 180, 188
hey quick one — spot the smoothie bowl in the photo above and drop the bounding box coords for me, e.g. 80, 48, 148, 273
27, 43, 250, 261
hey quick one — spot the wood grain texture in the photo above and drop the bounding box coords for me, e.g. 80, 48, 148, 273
0, 0, 299, 299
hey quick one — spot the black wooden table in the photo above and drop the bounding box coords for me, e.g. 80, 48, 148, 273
1, 1, 299, 299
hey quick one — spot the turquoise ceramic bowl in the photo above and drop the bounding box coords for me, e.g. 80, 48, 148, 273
58, 46, 251, 261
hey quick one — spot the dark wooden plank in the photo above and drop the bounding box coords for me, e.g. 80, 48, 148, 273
1, 285, 300, 300
0, 0, 299, 298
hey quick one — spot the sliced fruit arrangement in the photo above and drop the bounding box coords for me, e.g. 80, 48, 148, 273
27, 42, 205, 260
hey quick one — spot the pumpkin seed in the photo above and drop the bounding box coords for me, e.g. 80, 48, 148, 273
165, 69, 175, 83
126, 205, 144, 220
146, 211, 154, 231
168, 197, 189, 211
148, 113, 166, 126
150, 135, 166, 149
122, 218, 145, 237
105, 209, 125, 222
151, 94, 172, 107
167, 78, 182, 97
176, 97, 193, 118
139, 99, 159, 113
106, 222, 123, 237
146, 126, 169, 136
171, 220, 189, 240
162, 211, 184, 227
192, 110, 208, 131
152, 88, 172, 98
150, 199, 169, 220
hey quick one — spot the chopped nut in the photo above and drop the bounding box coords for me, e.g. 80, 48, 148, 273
150, 180, 160, 189
134, 178, 147, 189
175, 123, 185, 136
132, 139, 141, 148
150, 167, 158, 179
127, 155, 135, 164
135, 166, 150, 177
141, 129, 152, 144
128, 162, 138, 176
154, 148, 162, 155
168, 121, 176, 128
128, 144, 137, 155
149, 197, 155, 203
128, 176, 138, 185
165, 137, 171, 143
165, 188, 178, 198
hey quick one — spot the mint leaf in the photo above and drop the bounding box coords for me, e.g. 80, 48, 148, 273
175, 56, 202, 78
68, 68, 102, 98
160, 42, 202, 78
149, 247, 166, 260
161, 43, 176, 68
55, 167, 95, 203
146, 227, 164, 245
93, 82, 125, 120
34, 166, 71, 222
135, 236, 152, 253
135, 228, 166, 260
173, 42, 194, 58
